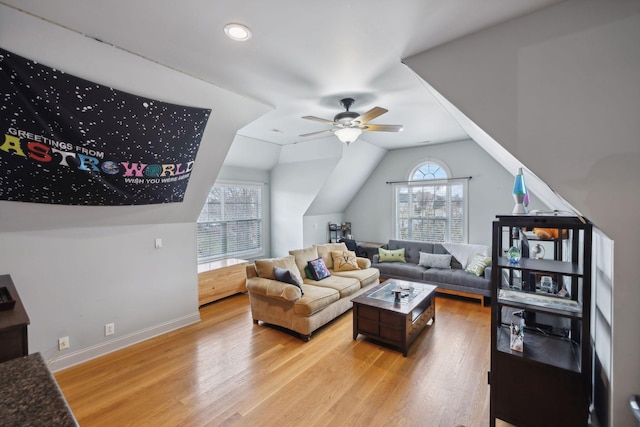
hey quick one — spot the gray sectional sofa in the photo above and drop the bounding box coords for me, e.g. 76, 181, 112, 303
371, 239, 492, 305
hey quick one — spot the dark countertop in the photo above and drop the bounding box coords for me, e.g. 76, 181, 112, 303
0, 352, 79, 426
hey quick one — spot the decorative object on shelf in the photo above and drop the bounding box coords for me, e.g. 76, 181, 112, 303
539, 275, 554, 293
512, 167, 528, 214
507, 245, 521, 264
531, 243, 546, 259
509, 320, 524, 352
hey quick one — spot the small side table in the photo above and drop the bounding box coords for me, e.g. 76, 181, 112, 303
0, 275, 30, 363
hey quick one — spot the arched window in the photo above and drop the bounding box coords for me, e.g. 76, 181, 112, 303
410, 161, 449, 181
393, 159, 467, 243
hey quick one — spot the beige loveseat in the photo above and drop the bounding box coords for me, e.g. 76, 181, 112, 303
245, 242, 380, 341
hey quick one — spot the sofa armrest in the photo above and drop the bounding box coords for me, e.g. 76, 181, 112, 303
246, 277, 302, 302
356, 257, 371, 269
372, 254, 379, 264
484, 266, 492, 280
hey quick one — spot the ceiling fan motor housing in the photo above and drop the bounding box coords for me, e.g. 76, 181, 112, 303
334, 111, 359, 125
335, 98, 359, 125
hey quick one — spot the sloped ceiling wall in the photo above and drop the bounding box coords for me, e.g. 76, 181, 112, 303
0, 4, 271, 232
405, 2, 640, 424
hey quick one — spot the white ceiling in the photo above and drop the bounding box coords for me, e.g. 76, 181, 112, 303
2, 0, 562, 150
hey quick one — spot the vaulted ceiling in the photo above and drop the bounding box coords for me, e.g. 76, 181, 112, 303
2, 0, 562, 150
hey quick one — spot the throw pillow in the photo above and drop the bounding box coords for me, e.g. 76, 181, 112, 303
273, 267, 304, 295
465, 254, 492, 276
378, 247, 406, 263
304, 265, 314, 280
255, 255, 302, 283
331, 250, 360, 272
315, 242, 348, 270
307, 257, 331, 281
419, 252, 452, 269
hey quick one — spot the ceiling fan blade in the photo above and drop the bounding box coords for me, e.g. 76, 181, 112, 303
354, 107, 388, 124
362, 124, 403, 132
299, 129, 335, 137
302, 115, 336, 124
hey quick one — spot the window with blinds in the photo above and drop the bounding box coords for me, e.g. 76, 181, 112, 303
197, 182, 263, 263
393, 160, 467, 243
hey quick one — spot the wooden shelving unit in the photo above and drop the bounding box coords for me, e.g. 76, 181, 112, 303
489, 214, 592, 427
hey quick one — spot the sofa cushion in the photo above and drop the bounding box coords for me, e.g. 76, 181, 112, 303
331, 250, 360, 272
331, 267, 380, 288
293, 284, 341, 316
315, 242, 348, 269
255, 255, 303, 284
274, 267, 304, 295
307, 257, 331, 281
422, 268, 490, 292
289, 246, 319, 277
376, 262, 426, 280
465, 254, 492, 276
303, 274, 361, 298
378, 247, 406, 263
419, 252, 452, 269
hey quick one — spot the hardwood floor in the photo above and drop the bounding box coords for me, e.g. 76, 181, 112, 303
55, 294, 510, 427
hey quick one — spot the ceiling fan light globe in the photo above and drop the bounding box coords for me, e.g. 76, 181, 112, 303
335, 128, 362, 144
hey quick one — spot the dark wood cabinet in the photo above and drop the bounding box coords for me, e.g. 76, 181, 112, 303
489, 215, 592, 427
0, 274, 30, 363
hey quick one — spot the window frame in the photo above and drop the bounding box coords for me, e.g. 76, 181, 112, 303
392, 160, 468, 243
196, 180, 264, 263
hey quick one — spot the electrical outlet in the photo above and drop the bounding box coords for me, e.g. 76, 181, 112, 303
105, 323, 115, 336
58, 336, 70, 351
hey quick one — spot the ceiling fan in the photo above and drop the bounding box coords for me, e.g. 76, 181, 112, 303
299, 98, 403, 144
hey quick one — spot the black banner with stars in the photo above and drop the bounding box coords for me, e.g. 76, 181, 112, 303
0, 47, 211, 205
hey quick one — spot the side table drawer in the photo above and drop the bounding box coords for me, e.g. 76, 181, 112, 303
380, 325, 403, 342
359, 318, 379, 335
359, 305, 379, 321
380, 311, 403, 327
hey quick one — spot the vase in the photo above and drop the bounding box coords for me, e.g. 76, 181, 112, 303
507, 245, 521, 264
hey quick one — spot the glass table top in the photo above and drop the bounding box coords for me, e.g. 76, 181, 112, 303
368, 280, 429, 304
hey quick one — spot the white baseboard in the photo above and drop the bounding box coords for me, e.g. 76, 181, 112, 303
47, 311, 201, 372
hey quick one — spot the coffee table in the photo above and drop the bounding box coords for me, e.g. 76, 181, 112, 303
352, 279, 437, 356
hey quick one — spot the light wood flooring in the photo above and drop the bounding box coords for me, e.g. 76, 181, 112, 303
55, 293, 511, 427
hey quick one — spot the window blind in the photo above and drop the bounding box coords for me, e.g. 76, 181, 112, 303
197, 183, 263, 262
393, 178, 467, 243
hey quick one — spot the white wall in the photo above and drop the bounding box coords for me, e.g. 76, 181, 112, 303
270, 157, 339, 256
345, 139, 546, 247
405, 2, 640, 425
0, 223, 198, 371
306, 139, 387, 215
302, 213, 345, 247
0, 5, 269, 369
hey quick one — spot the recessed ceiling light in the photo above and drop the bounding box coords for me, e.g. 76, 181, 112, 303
224, 23, 252, 41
